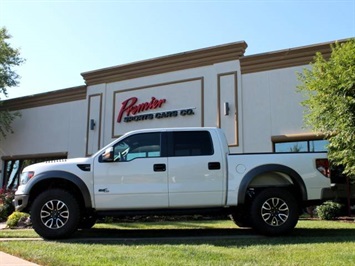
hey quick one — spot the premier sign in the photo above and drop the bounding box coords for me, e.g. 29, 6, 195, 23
117, 97, 166, 123
116, 96, 195, 123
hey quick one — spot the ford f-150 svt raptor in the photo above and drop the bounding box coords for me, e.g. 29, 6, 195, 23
14, 127, 333, 239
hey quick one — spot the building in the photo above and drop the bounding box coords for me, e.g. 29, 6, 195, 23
0, 40, 340, 189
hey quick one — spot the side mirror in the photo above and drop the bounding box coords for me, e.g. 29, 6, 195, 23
102, 147, 114, 162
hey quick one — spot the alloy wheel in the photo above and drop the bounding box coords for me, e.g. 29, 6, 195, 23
260, 197, 289, 226
40, 199, 69, 229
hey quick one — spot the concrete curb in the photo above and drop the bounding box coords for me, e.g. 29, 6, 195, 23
0, 223, 41, 265
0, 251, 40, 265
0, 222, 6, 230
0, 238, 42, 241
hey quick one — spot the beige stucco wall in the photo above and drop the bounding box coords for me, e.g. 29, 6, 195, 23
0, 100, 87, 170
0, 64, 314, 174
86, 60, 244, 154
240, 65, 311, 153
1, 40, 340, 187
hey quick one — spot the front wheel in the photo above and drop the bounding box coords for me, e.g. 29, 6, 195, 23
230, 206, 252, 228
78, 212, 97, 229
250, 188, 299, 236
31, 189, 80, 239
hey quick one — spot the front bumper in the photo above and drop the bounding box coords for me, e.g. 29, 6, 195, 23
13, 194, 30, 212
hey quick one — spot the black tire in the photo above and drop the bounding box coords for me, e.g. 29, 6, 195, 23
78, 213, 97, 229
230, 206, 252, 228
31, 189, 80, 239
250, 188, 299, 236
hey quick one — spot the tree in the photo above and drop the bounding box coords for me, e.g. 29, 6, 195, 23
298, 39, 355, 178
0, 27, 24, 139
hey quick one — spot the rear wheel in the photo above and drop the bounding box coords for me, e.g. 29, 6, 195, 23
31, 189, 80, 239
250, 188, 299, 236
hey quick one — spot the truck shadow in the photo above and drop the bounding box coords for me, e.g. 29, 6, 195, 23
75, 227, 254, 238
63, 227, 355, 246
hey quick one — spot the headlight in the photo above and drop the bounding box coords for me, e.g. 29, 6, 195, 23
20, 171, 35, 185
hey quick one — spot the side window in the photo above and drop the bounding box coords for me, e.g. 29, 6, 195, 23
113, 133, 161, 161
171, 131, 214, 156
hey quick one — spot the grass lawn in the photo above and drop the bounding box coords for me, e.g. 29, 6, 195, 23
0, 219, 354, 265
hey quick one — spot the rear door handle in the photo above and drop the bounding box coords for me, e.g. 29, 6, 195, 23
154, 164, 166, 172
208, 162, 221, 170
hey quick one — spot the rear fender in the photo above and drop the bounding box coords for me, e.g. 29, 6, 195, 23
238, 164, 307, 204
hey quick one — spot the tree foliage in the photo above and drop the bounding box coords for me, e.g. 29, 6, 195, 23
0, 27, 24, 139
298, 39, 355, 178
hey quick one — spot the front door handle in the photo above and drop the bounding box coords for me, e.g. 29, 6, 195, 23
154, 164, 166, 172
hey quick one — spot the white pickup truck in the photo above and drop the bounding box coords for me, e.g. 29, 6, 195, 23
15, 127, 333, 239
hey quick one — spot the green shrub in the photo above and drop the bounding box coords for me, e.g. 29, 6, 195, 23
6, 211, 30, 228
101, 216, 114, 223
0, 189, 15, 222
317, 201, 343, 220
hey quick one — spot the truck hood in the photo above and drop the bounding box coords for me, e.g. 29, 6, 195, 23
23, 157, 93, 173
17, 157, 94, 195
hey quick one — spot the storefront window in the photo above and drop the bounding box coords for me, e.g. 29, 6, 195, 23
274, 141, 308, 153
274, 139, 329, 153
2, 155, 67, 189
309, 140, 328, 152
5, 160, 21, 189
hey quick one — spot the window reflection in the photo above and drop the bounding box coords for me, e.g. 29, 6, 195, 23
113, 133, 161, 162
274, 140, 329, 153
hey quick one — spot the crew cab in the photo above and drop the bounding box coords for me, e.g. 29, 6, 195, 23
14, 127, 332, 239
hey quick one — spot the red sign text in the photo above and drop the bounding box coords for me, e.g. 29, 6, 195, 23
117, 97, 166, 123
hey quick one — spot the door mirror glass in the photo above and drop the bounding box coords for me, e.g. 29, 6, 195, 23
102, 147, 114, 162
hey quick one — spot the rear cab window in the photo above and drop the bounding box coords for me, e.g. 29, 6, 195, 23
168, 131, 214, 157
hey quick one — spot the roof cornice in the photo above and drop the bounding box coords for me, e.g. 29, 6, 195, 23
240, 39, 350, 74
81, 41, 248, 85
0, 85, 87, 111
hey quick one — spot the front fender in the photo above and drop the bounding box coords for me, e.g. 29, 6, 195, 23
25, 170, 92, 209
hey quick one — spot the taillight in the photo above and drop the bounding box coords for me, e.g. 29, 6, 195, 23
316, 159, 330, 178
20, 171, 35, 185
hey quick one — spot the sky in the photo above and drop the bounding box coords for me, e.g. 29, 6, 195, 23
0, 0, 354, 99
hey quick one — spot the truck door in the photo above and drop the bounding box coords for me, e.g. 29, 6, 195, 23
167, 130, 225, 207
93, 132, 168, 209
